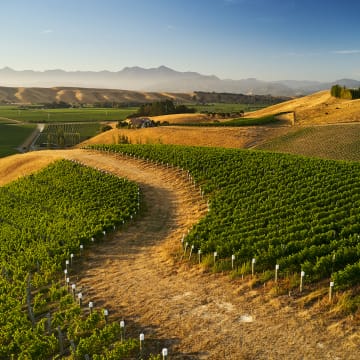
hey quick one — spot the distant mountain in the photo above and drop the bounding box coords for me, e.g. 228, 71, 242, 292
0, 66, 359, 96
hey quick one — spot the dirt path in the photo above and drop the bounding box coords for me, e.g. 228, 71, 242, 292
0, 149, 358, 359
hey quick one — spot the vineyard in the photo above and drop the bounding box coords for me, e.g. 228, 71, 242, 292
34, 123, 102, 148
90, 144, 360, 301
0, 160, 163, 358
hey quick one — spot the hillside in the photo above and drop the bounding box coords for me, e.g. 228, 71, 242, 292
247, 90, 360, 124
0, 86, 194, 105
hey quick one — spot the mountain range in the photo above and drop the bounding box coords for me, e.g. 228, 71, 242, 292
1, 66, 359, 97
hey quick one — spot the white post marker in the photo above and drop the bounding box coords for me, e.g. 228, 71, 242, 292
71, 283, 76, 297
120, 320, 125, 341
78, 292, 83, 306
80, 244, 84, 255
89, 301, 94, 313
70, 253, 74, 265
189, 245, 194, 260
139, 333, 145, 351
232, 254, 235, 270
103, 309, 109, 323
64, 269, 68, 284
162, 348, 168, 359
300, 271, 305, 293
252, 258, 256, 277
91, 237, 95, 243
66, 277, 70, 290
329, 281, 334, 302
103, 230, 106, 236
65, 259, 69, 270
275, 264, 279, 283
198, 249, 202, 264
214, 251, 217, 265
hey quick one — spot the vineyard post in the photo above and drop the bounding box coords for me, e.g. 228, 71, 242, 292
183, 242, 188, 258
232, 254, 235, 270
198, 249, 202, 264
300, 271, 305, 293
78, 292, 83, 306
329, 282, 334, 302
66, 277, 70, 291
65, 259, 69, 271
46, 312, 51, 335
252, 258, 256, 277
70, 253, 74, 266
80, 244, 83, 256
275, 264, 279, 283
104, 309, 109, 323
139, 333, 145, 356
71, 284, 76, 299
189, 245, 194, 260
89, 301, 94, 314
91, 237, 95, 243
120, 320, 125, 342
64, 269, 68, 285
57, 326, 64, 356
162, 348, 168, 359
214, 251, 217, 265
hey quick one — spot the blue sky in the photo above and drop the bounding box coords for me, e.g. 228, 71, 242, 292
1, 0, 360, 81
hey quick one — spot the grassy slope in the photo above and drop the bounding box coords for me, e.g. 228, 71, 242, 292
256, 124, 360, 161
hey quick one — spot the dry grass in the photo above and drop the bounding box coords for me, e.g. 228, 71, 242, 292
0, 86, 194, 104
247, 90, 360, 125
81, 125, 292, 149
150, 113, 212, 124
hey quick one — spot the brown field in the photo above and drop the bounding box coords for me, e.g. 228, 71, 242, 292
82, 125, 292, 149
0, 149, 359, 359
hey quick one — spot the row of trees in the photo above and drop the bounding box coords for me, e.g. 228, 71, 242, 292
330, 85, 360, 99
128, 100, 195, 118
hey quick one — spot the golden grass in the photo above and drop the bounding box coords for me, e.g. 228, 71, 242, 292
246, 90, 360, 125
81, 125, 291, 149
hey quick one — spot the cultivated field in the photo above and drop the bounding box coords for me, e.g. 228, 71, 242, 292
0, 105, 136, 123
0, 123, 36, 156
1, 89, 360, 358
0, 149, 359, 359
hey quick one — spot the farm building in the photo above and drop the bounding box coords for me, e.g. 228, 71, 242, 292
126, 117, 155, 128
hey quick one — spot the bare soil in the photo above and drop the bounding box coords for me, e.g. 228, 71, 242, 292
0, 150, 359, 359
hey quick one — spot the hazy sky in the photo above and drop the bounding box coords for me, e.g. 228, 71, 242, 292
1, 0, 360, 81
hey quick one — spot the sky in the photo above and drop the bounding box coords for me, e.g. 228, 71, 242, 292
1, 0, 360, 81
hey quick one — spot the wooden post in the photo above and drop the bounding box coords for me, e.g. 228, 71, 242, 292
57, 326, 64, 356
26, 274, 35, 327
231, 254, 235, 270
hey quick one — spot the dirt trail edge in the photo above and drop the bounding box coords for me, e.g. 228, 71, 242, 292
0, 149, 358, 359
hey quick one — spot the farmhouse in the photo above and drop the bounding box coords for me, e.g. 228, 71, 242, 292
126, 117, 155, 129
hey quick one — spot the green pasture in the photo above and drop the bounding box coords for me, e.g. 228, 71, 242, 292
187, 103, 268, 113
0, 123, 36, 157
0, 106, 137, 123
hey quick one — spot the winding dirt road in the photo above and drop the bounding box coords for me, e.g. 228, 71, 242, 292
0, 149, 359, 359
